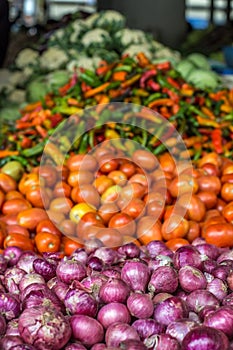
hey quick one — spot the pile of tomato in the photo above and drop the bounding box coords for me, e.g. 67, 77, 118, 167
0, 145, 233, 255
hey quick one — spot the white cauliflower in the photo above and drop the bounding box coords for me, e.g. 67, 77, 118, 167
23, 66, 34, 80
155, 47, 181, 62
70, 20, 87, 43
115, 28, 149, 48
66, 56, 102, 72
123, 44, 153, 60
9, 71, 25, 86
95, 10, 125, 31
84, 12, 100, 28
8, 89, 26, 104
0, 69, 13, 92
49, 28, 65, 41
40, 47, 68, 71
81, 28, 111, 48
15, 48, 39, 68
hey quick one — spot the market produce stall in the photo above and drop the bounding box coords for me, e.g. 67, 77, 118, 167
1, 8, 233, 350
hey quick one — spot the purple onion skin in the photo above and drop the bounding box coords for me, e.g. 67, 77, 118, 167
227, 271, 233, 290
97, 303, 131, 328
99, 278, 130, 304
90, 343, 106, 350
50, 278, 69, 302
199, 305, 219, 321
70, 249, 88, 265
3, 267, 26, 294
148, 266, 178, 294
186, 289, 220, 313
87, 257, 103, 271
118, 243, 140, 259
195, 244, 219, 260
174, 246, 202, 270
93, 247, 119, 265
144, 334, 180, 350
127, 293, 154, 319
84, 238, 104, 255
11, 345, 37, 350
70, 315, 104, 347
222, 292, 233, 307
120, 339, 147, 350
121, 261, 150, 292
132, 319, 165, 340
0, 255, 8, 273
153, 297, 188, 326
206, 278, 228, 301
6, 318, 20, 336
102, 267, 121, 279
64, 343, 87, 350
178, 266, 207, 293
64, 289, 98, 317
165, 319, 197, 343
217, 250, 233, 264
56, 259, 86, 284
105, 322, 140, 348
146, 240, 173, 258
33, 258, 56, 282
16, 251, 37, 274
0, 292, 20, 320
202, 259, 217, 274
204, 306, 233, 338
3, 246, 23, 266
18, 306, 71, 350
153, 292, 173, 304
0, 335, 24, 350
147, 255, 173, 272
212, 265, 230, 280
181, 326, 229, 350
19, 273, 45, 292
0, 313, 6, 335
42, 251, 62, 262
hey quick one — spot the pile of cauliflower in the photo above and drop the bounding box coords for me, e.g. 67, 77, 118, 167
0, 10, 180, 108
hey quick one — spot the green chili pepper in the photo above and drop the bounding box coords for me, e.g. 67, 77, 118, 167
103, 70, 112, 82
156, 75, 172, 89
144, 93, 163, 105
106, 81, 121, 91
21, 142, 46, 157
122, 57, 135, 65
79, 73, 101, 87
114, 65, 133, 73
78, 133, 89, 154
153, 143, 167, 155
132, 88, 149, 97
193, 148, 202, 161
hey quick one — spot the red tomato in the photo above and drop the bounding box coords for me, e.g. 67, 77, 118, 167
204, 223, 233, 247
96, 228, 123, 248
0, 173, 17, 193
17, 208, 48, 230
2, 198, 32, 216
108, 213, 136, 236
36, 219, 62, 237
39, 165, 57, 187
35, 232, 60, 253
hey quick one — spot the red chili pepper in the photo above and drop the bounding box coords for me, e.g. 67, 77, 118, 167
140, 69, 157, 88
81, 81, 91, 93
167, 76, 180, 90
211, 129, 223, 154
156, 61, 171, 71
147, 79, 160, 91
20, 136, 32, 149
50, 113, 63, 128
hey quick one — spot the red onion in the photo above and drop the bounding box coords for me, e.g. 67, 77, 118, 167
178, 266, 207, 292
186, 290, 219, 313
33, 258, 56, 282
0, 335, 24, 350
146, 241, 173, 258
43, 251, 62, 262
147, 255, 173, 271
127, 293, 154, 319
120, 339, 147, 350
102, 267, 121, 279
173, 246, 202, 270
21, 283, 64, 312
165, 319, 197, 343
16, 251, 37, 273
132, 319, 165, 340
3, 247, 22, 266
153, 292, 173, 304
97, 303, 131, 328
105, 322, 140, 347
0, 292, 20, 320
6, 318, 20, 336
206, 278, 228, 300
118, 243, 140, 258
90, 343, 106, 350
217, 250, 233, 264
99, 278, 130, 304
204, 306, 233, 338
84, 238, 104, 255
81, 274, 107, 296
70, 249, 88, 265
3, 267, 26, 294
182, 326, 229, 350
18, 306, 71, 349
203, 260, 217, 274
199, 305, 218, 320
227, 271, 233, 290
64, 343, 87, 350
93, 248, 119, 265
64, 288, 98, 317
144, 334, 180, 350
19, 274, 45, 292
195, 244, 219, 260
148, 266, 178, 294
56, 259, 86, 284
0, 313, 6, 335
70, 315, 104, 347
212, 265, 230, 280
48, 277, 69, 301
87, 257, 103, 271
153, 296, 188, 326
121, 260, 150, 292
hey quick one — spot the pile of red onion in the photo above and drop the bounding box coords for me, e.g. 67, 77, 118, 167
1, 237, 233, 349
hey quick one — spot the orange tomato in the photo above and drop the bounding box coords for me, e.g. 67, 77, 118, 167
162, 216, 189, 241
62, 236, 84, 256
46, 210, 65, 225
39, 165, 57, 187
185, 221, 200, 243
0, 190, 5, 209
69, 203, 96, 223
36, 219, 62, 237
94, 176, 115, 195
119, 162, 136, 178
159, 152, 176, 174
25, 186, 50, 208
6, 224, 30, 237
122, 198, 145, 219
66, 154, 97, 172
108, 170, 127, 186
59, 219, 76, 236
96, 228, 123, 248
35, 232, 60, 253
2, 198, 32, 216
0, 214, 18, 226
18, 173, 41, 195
71, 184, 100, 208
223, 202, 233, 223
0, 222, 7, 248
4, 233, 34, 251
122, 235, 141, 247
5, 190, 24, 201
204, 223, 233, 247
68, 170, 94, 187
17, 208, 48, 230
165, 238, 190, 252
221, 183, 233, 202
169, 174, 199, 198
109, 213, 136, 236
49, 197, 73, 214
0, 173, 17, 193
137, 217, 162, 244
197, 175, 221, 195
98, 203, 119, 225
53, 181, 71, 198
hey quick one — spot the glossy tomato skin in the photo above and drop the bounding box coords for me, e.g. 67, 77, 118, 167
71, 184, 100, 208
196, 191, 217, 209
66, 154, 97, 172
0, 173, 17, 193
62, 236, 83, 256
221, 183, 233, 202
4, 233, 34, 251
49, 197, 73, 214
132, 149, 158, 171
96, 227, 123, 248
98, 203, 119, 225
204, 223, 233, 247
53, 181, 71, 198
169, 174, 199, 198
68, 171, 94, 187
108, 213, 136, 236
36, 219, 62, 237
76, 212, 104, 240
122, 198, 145, 219
185, 221, 200, 242
108, 170, 127, 186
35, 232, 60, 253
119, 162, 136, 178
18, 173, 41, 195
5, 190, 24, 201
2, 198, 31, 216
161, 217, 189, 241
59, 219, 76, 236
25, 186, 50, 209
178, 194, 206, 222
6, 224, 29, 237
39, 165, 57, 187
165, 238, 190, 252
223, 202, 233, 223
17, 208, 48, 230
197, 175, 221, 195
0, 190, 5, 209
137, 216, 162, 244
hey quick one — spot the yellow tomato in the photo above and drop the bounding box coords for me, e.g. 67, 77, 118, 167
69, 203, 96, 223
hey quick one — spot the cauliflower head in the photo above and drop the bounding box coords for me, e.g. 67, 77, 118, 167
95, 10, 126, 32
15, 48, 39, 69
81, 28, 111, 49
123, 44, 153, 60
114, 28, 149, 49
40, 47, 68, 71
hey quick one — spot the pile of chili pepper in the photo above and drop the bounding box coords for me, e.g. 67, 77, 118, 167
1, 52, 233, 167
